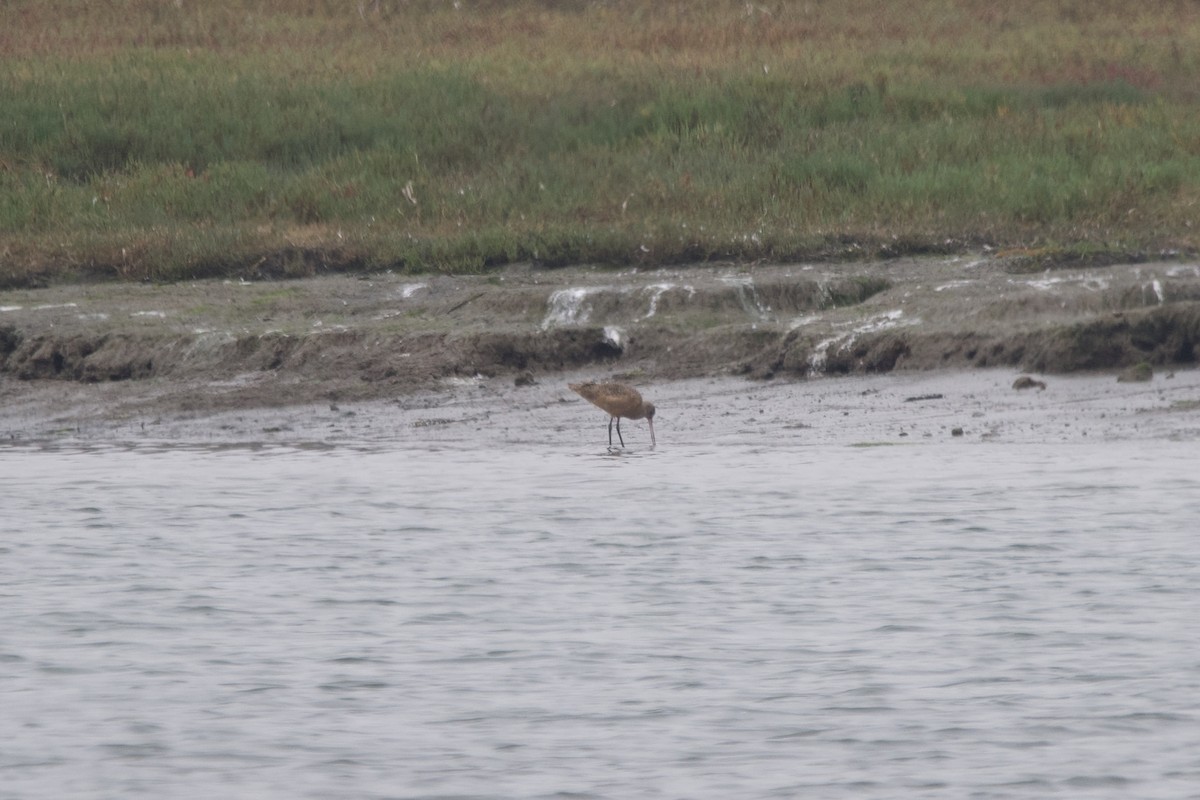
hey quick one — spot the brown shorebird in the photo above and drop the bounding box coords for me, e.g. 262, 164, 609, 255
568, 381, 656, 448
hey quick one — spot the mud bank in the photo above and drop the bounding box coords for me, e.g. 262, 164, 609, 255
3, 366, 1199, 449
2, 256, 1200, 424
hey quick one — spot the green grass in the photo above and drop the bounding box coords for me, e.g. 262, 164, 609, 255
2, 0, 1199, 286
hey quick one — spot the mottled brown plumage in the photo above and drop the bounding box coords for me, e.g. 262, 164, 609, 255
568, 381, 656, 448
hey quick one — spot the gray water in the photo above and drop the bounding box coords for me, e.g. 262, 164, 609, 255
3, 440, 1199, 800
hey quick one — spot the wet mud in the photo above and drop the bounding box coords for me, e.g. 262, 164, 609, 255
2, 255, 1200, 434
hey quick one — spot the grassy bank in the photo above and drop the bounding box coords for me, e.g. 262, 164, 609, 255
2, 0, 1198, 286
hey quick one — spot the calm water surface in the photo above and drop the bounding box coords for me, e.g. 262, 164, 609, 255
2, 440, 1199, 799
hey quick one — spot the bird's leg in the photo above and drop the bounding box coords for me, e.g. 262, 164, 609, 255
616, 417, 625, 447
607, 416, 614, 446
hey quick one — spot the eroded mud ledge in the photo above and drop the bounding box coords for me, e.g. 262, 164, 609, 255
3, 256, 1200, 421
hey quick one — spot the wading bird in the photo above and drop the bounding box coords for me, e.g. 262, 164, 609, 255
568, 381, 656, 448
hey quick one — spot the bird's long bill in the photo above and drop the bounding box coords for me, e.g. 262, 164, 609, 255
648, 417, 656, 448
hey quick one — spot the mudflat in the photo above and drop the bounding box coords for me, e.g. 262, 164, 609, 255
2, 255, 1199, 443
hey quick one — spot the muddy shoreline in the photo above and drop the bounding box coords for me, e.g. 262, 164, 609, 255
3, 255, 1200, 439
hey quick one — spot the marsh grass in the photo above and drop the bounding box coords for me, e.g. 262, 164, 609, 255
2, 0, 1198, 285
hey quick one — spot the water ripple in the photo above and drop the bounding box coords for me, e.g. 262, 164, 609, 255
2, 442, 1199, 799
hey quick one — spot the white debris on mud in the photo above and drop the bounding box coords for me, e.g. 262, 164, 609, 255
542, 287, 607, 329
808, 309, 916, 375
